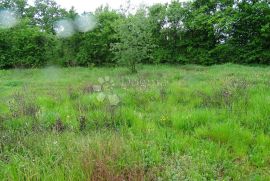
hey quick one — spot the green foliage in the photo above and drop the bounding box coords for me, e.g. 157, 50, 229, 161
59, 7, 122, 66
33, 0, 68, 32
228, 0, 270, 63
0, 20, 52, 68
0, 0, 269, 69
0, 0, 29, 17
112, 10, 156, 73
148, 0, 270, 65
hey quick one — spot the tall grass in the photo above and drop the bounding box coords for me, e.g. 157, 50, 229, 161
0, 64, 270, 180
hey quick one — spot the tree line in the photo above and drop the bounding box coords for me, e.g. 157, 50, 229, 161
0, 0, 269, 71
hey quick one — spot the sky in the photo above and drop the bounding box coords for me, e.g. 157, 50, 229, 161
29, 0, 173, 13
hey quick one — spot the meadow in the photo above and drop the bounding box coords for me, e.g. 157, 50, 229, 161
0, 64, 270, 180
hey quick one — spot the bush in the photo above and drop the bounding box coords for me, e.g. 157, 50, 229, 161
0, 21, 53, 68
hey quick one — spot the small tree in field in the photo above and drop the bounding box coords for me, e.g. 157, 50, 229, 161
112, 10, 156, 73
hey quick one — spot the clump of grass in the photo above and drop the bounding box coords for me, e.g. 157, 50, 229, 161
81, 84, 94, 94
172, 109, 224, 133
159, 87, 167, 101
67, 86, 80, 100
181, 65, 207, 72
78, 115, 87, 131
198, 78, 249, 111
196, 123, 254, 157
158, 155, 198, 180
89, 159, 145, 181
80, 134, 148, 180
0, 114, 7, 128
7, 90, 40, 120
53, 118, 65, 132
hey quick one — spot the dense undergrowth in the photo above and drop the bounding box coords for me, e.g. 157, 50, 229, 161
1, 64, 270, 180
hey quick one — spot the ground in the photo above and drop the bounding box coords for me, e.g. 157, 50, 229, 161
0, 64, 270, 180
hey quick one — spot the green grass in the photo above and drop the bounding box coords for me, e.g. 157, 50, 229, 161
1, 64, 270, 180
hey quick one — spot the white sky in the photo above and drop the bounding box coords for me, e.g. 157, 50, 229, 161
28, 0, 173, 13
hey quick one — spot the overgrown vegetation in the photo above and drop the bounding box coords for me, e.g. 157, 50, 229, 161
1, 0, 270, 180
0, 64, 270, 180
0, 0, 269, 71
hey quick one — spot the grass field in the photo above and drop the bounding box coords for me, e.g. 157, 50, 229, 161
1, 64, 270, 180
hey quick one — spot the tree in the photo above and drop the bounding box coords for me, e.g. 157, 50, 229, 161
1, 0, 270, 69
164, 1, 189, 63
0, 0, 28, 16
148, 3, 169, 63
77, 7, 123, 65
112, 10, 156, 73
0, 19, 52, 68
228, 0, 270, 63
33, 0, 68, 32
58, 6, 122, 66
